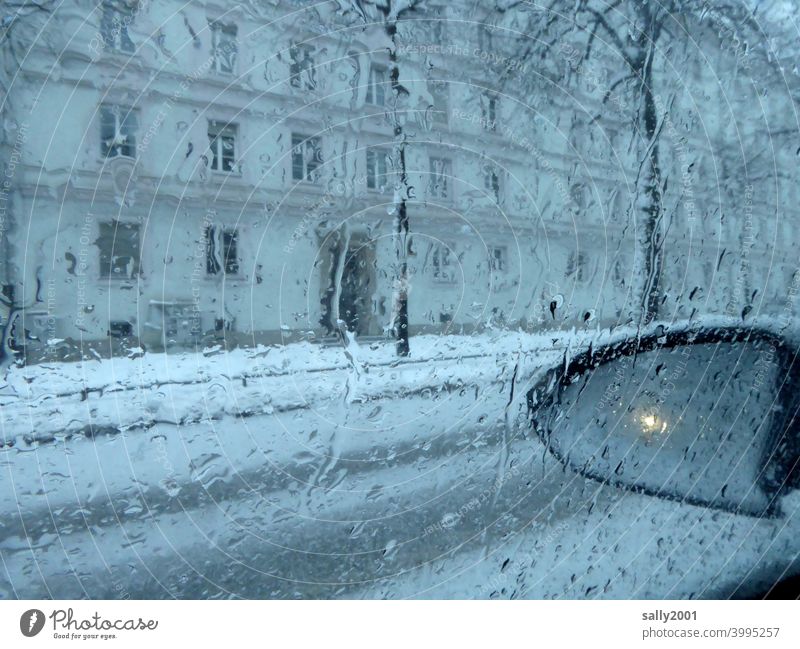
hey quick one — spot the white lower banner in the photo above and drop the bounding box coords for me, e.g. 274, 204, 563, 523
1, 601, 798, 648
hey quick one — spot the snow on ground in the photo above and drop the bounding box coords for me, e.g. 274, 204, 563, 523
2, 316, 795, 598
0, 328, 570, 531
350, 489, 800, 600
0, 314, 776, 444
0, 315, 780, 521
0, 330, 580, 443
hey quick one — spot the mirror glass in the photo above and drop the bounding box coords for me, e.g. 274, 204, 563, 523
538, 338, 781, 516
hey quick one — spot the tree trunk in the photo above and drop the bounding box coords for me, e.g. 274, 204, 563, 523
382, 6, 411, 356
631, 5, 667, 327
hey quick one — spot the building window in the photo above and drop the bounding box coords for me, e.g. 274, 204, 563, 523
484, 166, 501, 202
366, 147, 390, 191
289, 43, 316, 89
429, 5, 446, 41
101, 1, 135, 53
481, 92, 498, 130
291, 133, 321, 182
427, 80, 448, 124
205, 226, 218, 275
570, 182, 587, 210
207, 120, 237, 172
431, 20, 445, 42
429, 157, 452, 200
222, 229, 239, 274
98, 221, 140, 279
612, 258, 626, 288
100, 105, 137, 158
210, 21, 237, 74
566, 251, 587, 282
489, 246, 506, 272
477, 24, 493, 52
205, 226, 239, 275
431, 244, 455, 283
109, 320, 133, 337
152, 302, 203, 345
365, 64, 388, 106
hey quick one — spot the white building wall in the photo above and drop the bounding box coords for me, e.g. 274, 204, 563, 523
2, 0, 798, 361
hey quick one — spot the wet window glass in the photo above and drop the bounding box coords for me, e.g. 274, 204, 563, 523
1, 0, 800, 602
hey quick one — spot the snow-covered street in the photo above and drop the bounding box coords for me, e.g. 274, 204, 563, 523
0, 331, 559, 597
5, 398, 799, 599
3, 321, 800, 599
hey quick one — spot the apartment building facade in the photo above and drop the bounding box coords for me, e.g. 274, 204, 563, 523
0, 0, 795, 361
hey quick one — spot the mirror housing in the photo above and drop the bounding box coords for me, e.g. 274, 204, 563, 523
528, 326, 800, 517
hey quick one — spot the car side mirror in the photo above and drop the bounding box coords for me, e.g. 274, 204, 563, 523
528, 327, 800, 517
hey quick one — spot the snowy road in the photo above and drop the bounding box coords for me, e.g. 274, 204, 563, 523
2, 321, 800, 598
0, 387, 573, 598
0, 338, 553, 598
3, 390, 799, 599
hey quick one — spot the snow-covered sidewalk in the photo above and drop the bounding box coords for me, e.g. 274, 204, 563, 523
0, 315, 761, 444
0, 330, 584, 444
1, 315, 770, 444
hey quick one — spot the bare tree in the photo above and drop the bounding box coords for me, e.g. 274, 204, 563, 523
489, 0, 796, 327
0, 0, 54, 365
372, 0, 421, 357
